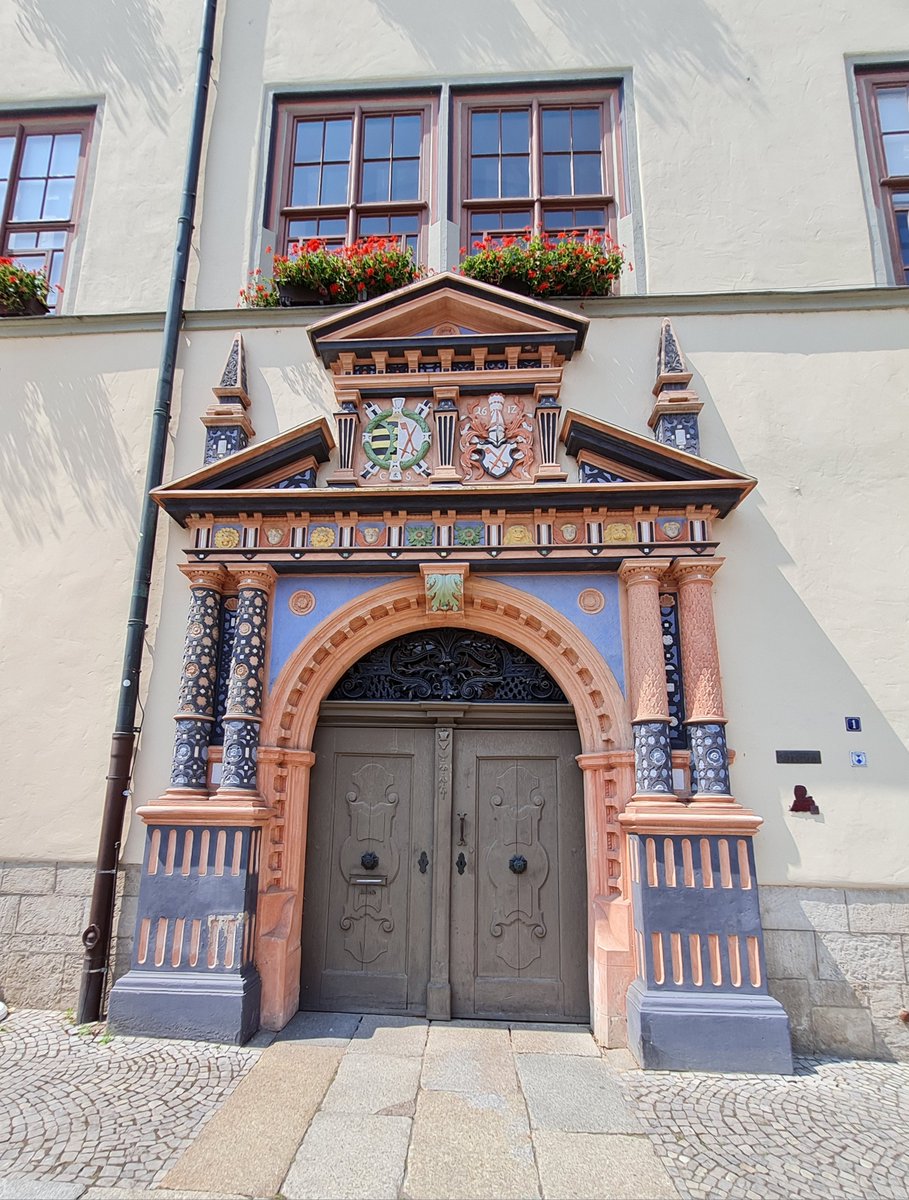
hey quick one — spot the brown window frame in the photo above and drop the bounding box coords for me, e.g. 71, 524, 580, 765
856, 67, 909, 285
452, 84, 626, 252
0, 109, 94, 312
270, 94, 438, 259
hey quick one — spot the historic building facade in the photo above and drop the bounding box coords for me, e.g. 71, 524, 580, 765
1, 1, 908, 1068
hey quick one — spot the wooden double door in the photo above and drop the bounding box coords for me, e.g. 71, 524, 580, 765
299, 706, 589, 1023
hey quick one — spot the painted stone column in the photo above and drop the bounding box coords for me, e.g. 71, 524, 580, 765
217, 566, 277, 797
107, 565, 276, 1045
168, 564, 229, 796
673, 559, 732, 800
619, 554, 792, 1073
619, 561, 675, 798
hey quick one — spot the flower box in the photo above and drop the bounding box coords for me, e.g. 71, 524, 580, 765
0, 258, 51, 316
460, 231, 626, 300
0, 295, 50, 317
276, 280, 332, 307
240, 236, 421, 309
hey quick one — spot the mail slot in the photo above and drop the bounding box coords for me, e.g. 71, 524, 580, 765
353, 875, 387, 887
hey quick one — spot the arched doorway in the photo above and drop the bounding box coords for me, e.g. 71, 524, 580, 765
256, 577, 634, 1042
299, 629, 588, 1022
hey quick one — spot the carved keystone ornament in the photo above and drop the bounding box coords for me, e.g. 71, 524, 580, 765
420, 563, 469, 615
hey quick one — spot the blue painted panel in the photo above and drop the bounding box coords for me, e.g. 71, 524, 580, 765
488, 573, 625, 695
269, 575, 398, 685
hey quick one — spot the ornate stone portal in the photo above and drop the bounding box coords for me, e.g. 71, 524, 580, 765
109, 273, 790, 1073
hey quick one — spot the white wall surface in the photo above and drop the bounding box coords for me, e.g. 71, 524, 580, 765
2, 0, 909, 310
1, 299, 907, 887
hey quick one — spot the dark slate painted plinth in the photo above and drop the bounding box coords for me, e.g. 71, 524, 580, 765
627, 980, 793, 1074
108, 965, 261, 1045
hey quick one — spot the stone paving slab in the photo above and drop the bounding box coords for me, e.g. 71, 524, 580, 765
516, 1053, 642, 1133
0, 1180, 84, 1199
275, 1009, 362, 1046
162, 1042, 341, 1198
321, 1049, 422, 1115
421, 1022, 519, 1095
510, 1022, 600, 1056
283, 1112, 412, 1199
533, 1131, 677, 1199
349, 1014, 429, 1057
83, 1190, 246, 1199
403, 1087, 539, 1200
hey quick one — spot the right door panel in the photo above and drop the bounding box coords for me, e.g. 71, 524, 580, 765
450, 728, 588, 1022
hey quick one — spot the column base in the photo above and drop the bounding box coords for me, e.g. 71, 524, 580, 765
426, 980, 451, 1020
108, 965, 261, 1045
626, 980, 793, 1074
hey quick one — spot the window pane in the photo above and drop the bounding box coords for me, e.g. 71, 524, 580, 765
471, 156, 498, 198
542, 108, 571, 151
572, 206, 606, 227
320, 161, 350, 204
8, 231, 39, 249
883, 133, 909, 175
471, 111, 499, 155
877, 88, 909, 134
501, 108, 529, 153
50, 133, 81, 177
391, 158, 419, 200
393, 114, 421, 157
390, 213, 420, 234
543, 209, 573, 228
501, 154, 529, 197
0, 136, 14, 180
288, 219, 318, 240
291, 165, 319, 206
543, 153, 571, 194
361, 159, 390, 203
295, 120, 324, 163
42, 177, 74, 220
38, 229, 67, 248
319, 217, 348, 236
20, 135, 52, 178
0, 182, 5, 214
572, 153, 602, 194
364, 116, 392, 160
571, 108, 601, 151
323, 118, 352, 163
13, 178, 45, 221
898, 209, 909, 259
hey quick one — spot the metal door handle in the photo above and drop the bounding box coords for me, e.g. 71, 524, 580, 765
457, 813, 467, 846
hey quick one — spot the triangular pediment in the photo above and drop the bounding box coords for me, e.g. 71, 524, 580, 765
308, 272, 588, 365
561, 410, 755, 490
157, 417, 334, 495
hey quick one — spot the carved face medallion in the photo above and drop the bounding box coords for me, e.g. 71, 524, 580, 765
661, 520, 683, 540
361, 526, 381, 545
560, 523, 578, 542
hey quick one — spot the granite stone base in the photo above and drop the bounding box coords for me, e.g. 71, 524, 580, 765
626, 981, 794, 1074
107, 965, 262, 1044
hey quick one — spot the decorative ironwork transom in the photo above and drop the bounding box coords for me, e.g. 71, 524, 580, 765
327, 629, 568, 704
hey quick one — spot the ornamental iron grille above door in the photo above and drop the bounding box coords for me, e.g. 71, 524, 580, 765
327, 629, 568, 704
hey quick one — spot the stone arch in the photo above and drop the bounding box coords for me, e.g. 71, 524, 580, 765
262, 576, 629, 754
255, 575, 634, 1036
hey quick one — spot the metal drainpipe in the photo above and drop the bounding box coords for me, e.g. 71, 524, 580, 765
76, 0, 220, 1025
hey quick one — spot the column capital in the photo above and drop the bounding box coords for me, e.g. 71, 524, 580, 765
619, 559, 674, 588
671, 557, 725, 586
178, 562, 231, 592
224, 564, 278, 594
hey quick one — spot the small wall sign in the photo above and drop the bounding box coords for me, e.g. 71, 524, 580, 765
775, 750, 822, 765
845, 717, 862, 732
850, 751, 868, 768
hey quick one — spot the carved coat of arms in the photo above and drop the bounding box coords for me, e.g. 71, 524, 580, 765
458, 394, 534, 482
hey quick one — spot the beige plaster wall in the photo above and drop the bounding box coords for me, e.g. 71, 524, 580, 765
2, 0, 908, 311
1, 299, 906, 888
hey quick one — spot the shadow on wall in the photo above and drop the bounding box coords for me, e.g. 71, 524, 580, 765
14, 0, 182, 131
369, 0, 762, 124
0, 373, 138, 545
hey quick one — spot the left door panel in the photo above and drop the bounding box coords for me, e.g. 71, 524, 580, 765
300, 724, 434, 1014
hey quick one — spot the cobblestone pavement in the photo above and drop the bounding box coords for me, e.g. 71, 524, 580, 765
0, 1008, 259, 1192
2, 1008, 909, 1199
625, 1055, 909, 1200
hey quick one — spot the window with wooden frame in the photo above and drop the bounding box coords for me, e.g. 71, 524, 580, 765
857, 68, 909, 284
452, 86, 625, 252
271, 95, 437, 258
0, 110, 93, 312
